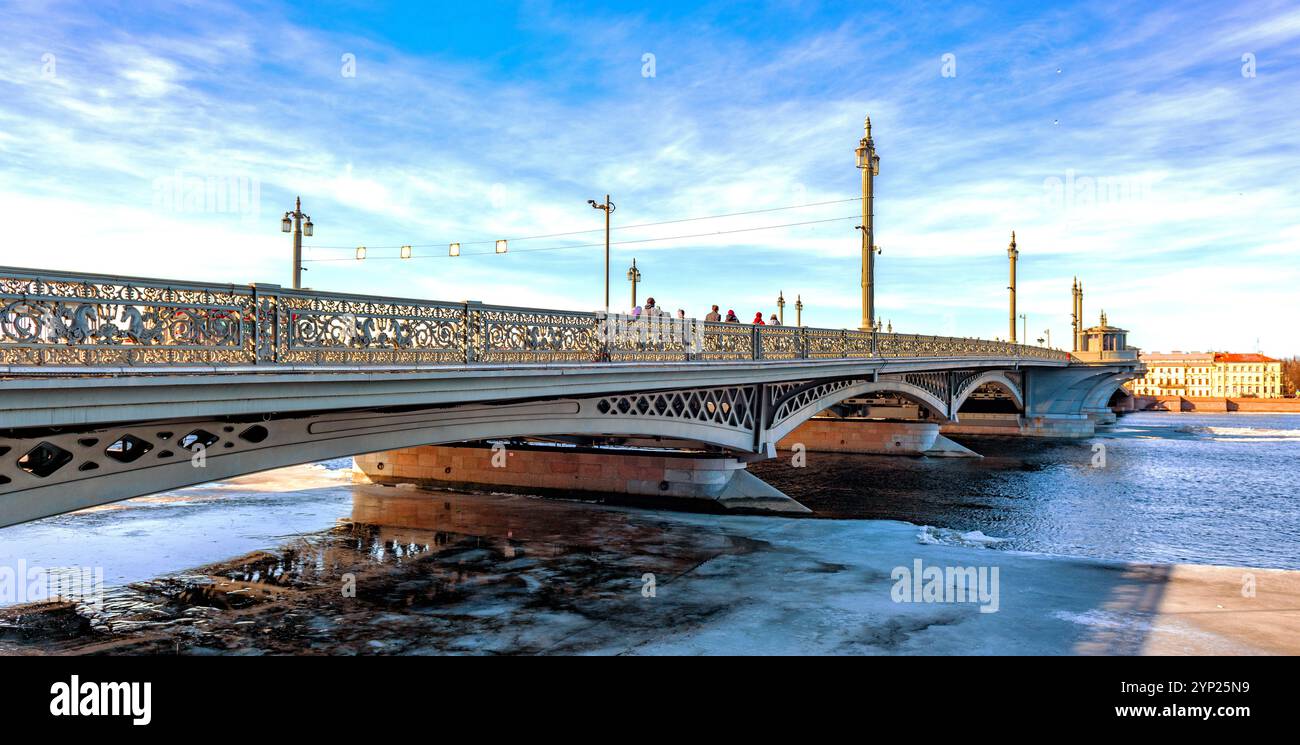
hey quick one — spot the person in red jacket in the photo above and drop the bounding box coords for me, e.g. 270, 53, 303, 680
752, 312, 765, 325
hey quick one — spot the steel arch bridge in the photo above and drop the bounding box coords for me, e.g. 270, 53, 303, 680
0, 266, 1140, 526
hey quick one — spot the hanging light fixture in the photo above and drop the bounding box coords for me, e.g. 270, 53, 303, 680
449, 242, 461, 257
495, 239, 508, 254
355, 246, 367, 260
400, 245, 412, 259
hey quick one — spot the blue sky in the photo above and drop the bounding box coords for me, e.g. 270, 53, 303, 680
1, 0, 1297, 354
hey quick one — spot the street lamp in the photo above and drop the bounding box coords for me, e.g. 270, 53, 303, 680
795, 295, 803, 327
626, 258, 641, 310
355, 246, 367, 261
1044, 329, 1052, 348
1019, 313, 1027, 345
282, 196, 314, 289
588, 195, 615, 311
495, 239, 508, 254
400, 245, 412, 259
855, 115, 881, 331
449, 242, 460, 257
777, 291, 785, 325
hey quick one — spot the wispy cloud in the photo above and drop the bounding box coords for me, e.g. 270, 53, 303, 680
0, 0, 1296, 353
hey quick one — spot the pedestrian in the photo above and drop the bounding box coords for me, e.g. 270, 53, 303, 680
676, 309, 686, 320
633, 305, 642, 320
724, 309, 739, 323
752, 312, 765, 325
644, 297, 659, 316
768, 313, 780, 326
705, 304, 721, 322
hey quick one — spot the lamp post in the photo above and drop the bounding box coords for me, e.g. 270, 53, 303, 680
855, 115, 881, 331
1007, 230, 1018, 342
1019, 313, 1027, 346
626, 258, 641, 310
795, 295, 803, 327
588, 195, 615, 311
1044, 328, 1052, 348
777, 291, 786, 325
281, 196, 314, 289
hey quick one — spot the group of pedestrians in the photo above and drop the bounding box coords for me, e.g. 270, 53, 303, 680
630, 298, 781, 326
702, 304, 780, 325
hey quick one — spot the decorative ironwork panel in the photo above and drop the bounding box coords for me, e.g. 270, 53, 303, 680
592, 386, 756, 430
0, 271, 256, 366
757, 326, 803, 360
698, 322, 752, 361
902, 372, 950, 402
474, 306, 600, 363
769, 378, 869, 428
844, 329, 874, 357
951, 370, 984, 403
604, 315, 698, 362
277, 292, 467, 365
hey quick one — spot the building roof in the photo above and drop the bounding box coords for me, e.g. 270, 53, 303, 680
1140, 352, 1213, 363
1214, 353, 1278, 363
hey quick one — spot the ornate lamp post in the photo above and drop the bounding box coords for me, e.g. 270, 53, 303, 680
855, 116, 881, 331
1007, 230, 1018, 342
795, 295, 803, 327
588, 195, 615, 311
777, 291, 786, 325
281, 197, 314, 289
626, 258, 641, 310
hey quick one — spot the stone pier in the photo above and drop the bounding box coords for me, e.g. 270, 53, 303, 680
777, 418, 980, 458
941, 412, 1095, 438
354, 443, 810, 514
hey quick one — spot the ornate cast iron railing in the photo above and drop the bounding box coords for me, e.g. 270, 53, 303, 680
0, 266, 1072, 369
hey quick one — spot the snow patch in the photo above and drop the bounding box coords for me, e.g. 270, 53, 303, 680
917, 526, 1006, 548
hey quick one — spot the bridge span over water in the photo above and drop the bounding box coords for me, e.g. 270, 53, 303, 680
0, 267, 1140, 525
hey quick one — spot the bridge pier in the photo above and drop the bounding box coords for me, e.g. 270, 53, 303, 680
941, 413, 1095, 439
776, 418, 979, 458
353, 443, 811, 515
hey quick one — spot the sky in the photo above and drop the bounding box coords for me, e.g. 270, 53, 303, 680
0, 0, 1297, 354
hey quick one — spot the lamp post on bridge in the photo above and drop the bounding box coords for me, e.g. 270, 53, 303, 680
627, 258, 641, 310
281, 197, 314, 290
1007, 230, 1018, 343
588, 194, 615, 311
777, 291, 786, 325
855, 115, 881, 331
1019, 313, 1027, 347
795, 295, 803, 327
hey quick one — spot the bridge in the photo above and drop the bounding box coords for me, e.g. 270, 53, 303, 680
0, 265, 1141, 525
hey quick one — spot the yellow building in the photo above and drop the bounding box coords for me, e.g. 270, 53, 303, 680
1129, 352, 1282, 398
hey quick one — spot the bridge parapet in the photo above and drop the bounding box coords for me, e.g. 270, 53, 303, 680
0, 266, 1071, 372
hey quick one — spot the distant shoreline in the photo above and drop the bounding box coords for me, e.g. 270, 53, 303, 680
1126, 396, 1300, 414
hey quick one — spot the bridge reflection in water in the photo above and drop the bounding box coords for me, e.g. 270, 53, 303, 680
0, 266, 1139, 527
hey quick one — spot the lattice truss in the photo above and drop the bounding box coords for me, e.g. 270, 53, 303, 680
768, 379, 868, 428
592, 386, 756, 430
0, 419, 278, 495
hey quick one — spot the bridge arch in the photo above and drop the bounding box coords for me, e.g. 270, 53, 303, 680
951, 371, 1024, 418
765, 378, 951, 444
1081, 372, 1136, 412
